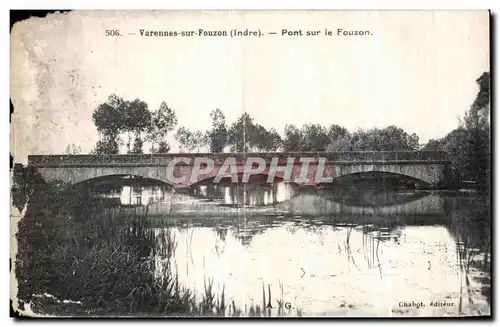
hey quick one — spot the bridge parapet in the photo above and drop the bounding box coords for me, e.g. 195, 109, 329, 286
28, 151, 449, 167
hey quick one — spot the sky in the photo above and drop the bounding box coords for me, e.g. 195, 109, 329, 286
11, 10, 490, 163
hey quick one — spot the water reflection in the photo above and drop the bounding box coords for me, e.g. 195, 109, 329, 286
84, 179, 490, 316
189, 182, 295, 207
156, 213, 490, 317
95, 185, 173, 206
92, 181, 296, 208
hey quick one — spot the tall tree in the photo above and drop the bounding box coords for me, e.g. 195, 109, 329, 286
147, 101, 178, 153
301, 123, 330, 151
123, 99, 151, 153
256, 127, 282, 152
327, 124, 349, 145
208, 108, 228, 153
228, 112, 255, 152
419, 72, 490, 190
175, 126, 192, 153
92, 94, 125, 154
282, 124, 303, 151
462, 72, 490, 191
131, 135, 144, 154
91, 138, 120, 155
440, 127, 470, 183
192, 130, 208, 153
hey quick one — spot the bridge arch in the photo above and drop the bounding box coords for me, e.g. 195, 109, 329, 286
72, 174, 173, 189
333, 163, 445, 187
328, 171, 432, 188
34, 166, 176, 186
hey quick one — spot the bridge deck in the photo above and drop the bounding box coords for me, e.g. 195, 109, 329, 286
28, 151, 450, 167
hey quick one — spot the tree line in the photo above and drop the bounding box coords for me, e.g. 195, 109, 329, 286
90, 102, 421, 155
87, 72, 490, 189
91, 95, 178, 154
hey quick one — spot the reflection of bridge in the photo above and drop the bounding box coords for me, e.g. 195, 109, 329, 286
28, 151, 450, 188
109, 192, 447, 223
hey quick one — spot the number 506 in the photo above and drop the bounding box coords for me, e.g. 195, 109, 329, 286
105, 30, 121, 36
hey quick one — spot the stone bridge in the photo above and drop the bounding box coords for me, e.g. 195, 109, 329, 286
28, 151, 450, 189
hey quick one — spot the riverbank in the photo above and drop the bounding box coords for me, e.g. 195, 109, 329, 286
11, 168, 490, 317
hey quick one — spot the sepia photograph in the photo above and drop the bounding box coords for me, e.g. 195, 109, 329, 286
10, 10, 491, 318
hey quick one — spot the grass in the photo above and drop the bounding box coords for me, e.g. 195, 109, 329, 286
12, 167, 303, 317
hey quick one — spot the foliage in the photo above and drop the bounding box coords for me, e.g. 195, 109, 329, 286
227, 113, 254, 152
252, 126, 282, 152
282, 124, 303, 151
91, 96, 176, 154
300, 124, 330, 151
422, 139, 442, 151
326, 126, 419, 151
422, 72, 490, 191
64, 143, 82, 155
13, 173, 303, 316
90, 138, 120, 155
13, 166, 73, 303
123, 99, 151, 153
92, 94, 125, 138
92, 95, 151, 154
226, 113, 283, 152
462, 72, 490, 192
327, 124, 349, 144
147, 101, 178, 153
131, 135, 144, 154
88, 72, 490, 192
175, 126, 192, 153
175, 127, 208, 153
208, 109, 228, 153
156, 141, 171, 154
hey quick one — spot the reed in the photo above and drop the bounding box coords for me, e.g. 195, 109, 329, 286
13, 169, 304, 317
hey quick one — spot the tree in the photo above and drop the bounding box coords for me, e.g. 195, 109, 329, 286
326, 134, 352, 151
92, 94, 125, 138
301, 123, 330, 151
282, 124, 303, 151
462, 72, 490, 191
262, 127, 282, 151
64, 143, 82, 155
251, 124, 268, 151
421, 72, 490, 190
422, 139, 442, 151
192, 130, 208, 153
92, 94, 125, 154
175, 126, 192, 153
147, 101, 178, 153
228, 112, 255, 152
123, 99, 151, 153
90, 138, 119, 155
327, 124, 349, 145
92, 95, 153, 154
208, 109, 228, 153
440, 127, 470, 183
341, 126, 419, 151
131, 135, 144, 154
157, 141, 171, 153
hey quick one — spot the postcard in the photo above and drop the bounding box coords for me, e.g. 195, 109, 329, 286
10, 10, 491, 318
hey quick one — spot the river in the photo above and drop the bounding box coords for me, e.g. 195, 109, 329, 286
88, 180, 491, 317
